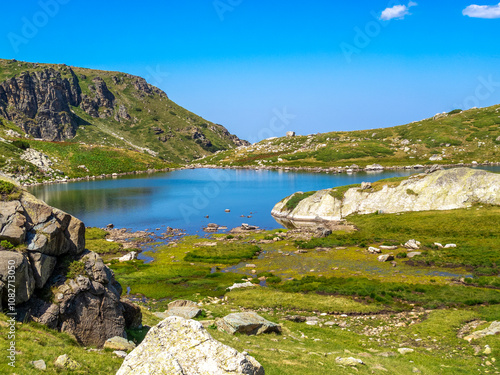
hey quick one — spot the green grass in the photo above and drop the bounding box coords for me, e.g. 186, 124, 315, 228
184, 243, 261, 264
0, 315, 123, 374
278, 275, 500, 309
226, 287, 383, 314
284, 191, 316, 210
85, 227, 123, 254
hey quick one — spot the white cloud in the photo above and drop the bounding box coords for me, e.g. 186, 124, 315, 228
463, 3, 500, 19
380, 1, 418, 21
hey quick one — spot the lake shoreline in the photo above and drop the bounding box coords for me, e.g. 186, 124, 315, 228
21, 161, 500, 187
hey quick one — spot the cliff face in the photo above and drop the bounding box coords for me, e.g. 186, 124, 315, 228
271, 168, 500, 225
0, 67, 81, 141
0, 59, 248, 163
0, 178, 139, 347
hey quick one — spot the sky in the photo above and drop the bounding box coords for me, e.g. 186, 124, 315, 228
1, 0, 500, 142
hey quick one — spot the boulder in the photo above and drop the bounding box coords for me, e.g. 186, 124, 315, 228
0, 251, 35, 304
104, 336, 136, 351
335, 357, 364, 366
168, 299, 199, 309
119, 251, 137, 262
407, 252, 422, 258
116, 316, 264, 375
368, 247, 381, 254
27, 252, 57, 289
217, 312, 281, 335
30, 359, 47, 371
54, 354, 80, 370
122, 300, 143, 329
286, 131, 296, 137
404, 239, 421, 250
378, 254, 394, 262
162, 306, 202, 320
0, 201, 26, 245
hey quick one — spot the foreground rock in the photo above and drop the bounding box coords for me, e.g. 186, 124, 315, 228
0, 179, 138, 347
272, 168, 500, 224
116, 316, 264, 375
217, 312, 281, 335
464, 321, 500, 341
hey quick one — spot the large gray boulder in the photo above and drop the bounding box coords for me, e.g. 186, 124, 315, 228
0, 180, 133, 347
272, 168, 500, 224
116, 316, 264, 375
0, 251, 35, 305
217, 312, 281, 335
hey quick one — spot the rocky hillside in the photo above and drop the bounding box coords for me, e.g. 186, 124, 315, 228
0, 58, 247, 181
200, 105, 500, 169
0, 177, 141, 347
272, 168, 500, 225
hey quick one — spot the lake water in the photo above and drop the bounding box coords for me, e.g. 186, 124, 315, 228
27, 166, 500, 234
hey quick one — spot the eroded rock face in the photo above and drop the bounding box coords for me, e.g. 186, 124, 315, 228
0, 68, 81, 141
117, 316, 265, 375
272, 168, 500, 224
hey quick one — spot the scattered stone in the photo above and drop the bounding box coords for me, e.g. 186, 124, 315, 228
360, 182, 372, 190
434, 242, 443, 248
217, 312, 281, 335
162, 306, 202, 320
407, 252, 422, 258
116, 317, 264, 375
246, 264, 257, 268
286, 131, 296, 137
484, 345, 492, 355
378, 254, 394, 262
119, 251, 137, 262
404, 239, 421, 250
464, 321, 500, 341
104, 336, 136, 351
54, 354, 81, 370
227, 281, 256, 291
380, 245, 398, 250
167, 300, 198, 309
284, 315, 307, 323
31, 359, 47, 371
335, 357, 364, 366
398, 348, 414, 355
444, 243, 457, 248
114, 350, 128, 358
368, 246, 381, 254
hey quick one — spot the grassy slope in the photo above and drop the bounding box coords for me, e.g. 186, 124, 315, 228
201, 105, 500, 168
0, 58, 243, 181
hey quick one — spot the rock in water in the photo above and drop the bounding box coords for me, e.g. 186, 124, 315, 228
217, 312, 281, 335
116, 316, 264, 375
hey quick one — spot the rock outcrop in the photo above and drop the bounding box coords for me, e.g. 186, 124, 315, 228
117, 316, 265, 375
0, 179, 138, 347
0, 68, 81, 140
272, 168, 500, 225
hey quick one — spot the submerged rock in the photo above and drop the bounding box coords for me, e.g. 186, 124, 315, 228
116, 316, 264, 375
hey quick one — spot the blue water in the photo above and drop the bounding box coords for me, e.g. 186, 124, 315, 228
27, 166, 500, 234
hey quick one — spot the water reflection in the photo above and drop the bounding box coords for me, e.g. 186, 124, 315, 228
27, 166, 500, 234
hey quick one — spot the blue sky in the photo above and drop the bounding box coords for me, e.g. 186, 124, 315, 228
1, 1, 500, 141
